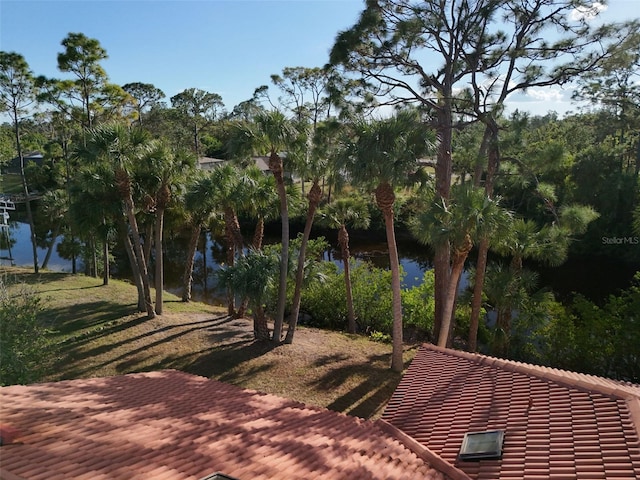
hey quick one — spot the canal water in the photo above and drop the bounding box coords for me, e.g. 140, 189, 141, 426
3, 219, 638, 306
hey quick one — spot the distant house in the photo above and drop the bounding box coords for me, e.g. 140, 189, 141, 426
197, 155, 295, 180
2, 152, 44, 174
382, 344, 640, 480
197, 156, 227, 171
252, 155, 296, 180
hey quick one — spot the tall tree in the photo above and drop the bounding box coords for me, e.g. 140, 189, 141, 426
79, 123, 156, 318
227, 110, 297, 343
140, 141, 194, 314
170, 88, 224, 156
181, 171, 221, 302
122, 82, 166, 126
53, 32, 130, 128
57, 32, 106, 128
465, 4, 639, 350
285, 121, 343, 343
319, 195, 371, 334
69, 167, 119, 286
0, 51, 39, 273
411, 184, 511, 347
339, 110, 433, 371
241, 166, 279, 250
209, 163, 249, 316
330, 0, 503, 338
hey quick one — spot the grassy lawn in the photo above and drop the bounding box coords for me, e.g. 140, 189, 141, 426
0, 174, 23, 194
1, 267, 417, 419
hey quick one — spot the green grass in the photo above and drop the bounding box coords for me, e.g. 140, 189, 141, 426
1, 267, 416, 419
0, 174, 23, 194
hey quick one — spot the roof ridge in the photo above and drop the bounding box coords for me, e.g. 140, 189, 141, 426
375, 419, 472, 480
419, 343, 640, 401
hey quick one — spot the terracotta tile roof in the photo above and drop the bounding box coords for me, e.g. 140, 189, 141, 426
382, 344, 640, 480
0, 370, 468, 480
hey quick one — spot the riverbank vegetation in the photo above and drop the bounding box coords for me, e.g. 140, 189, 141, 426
1, 1, 639, 381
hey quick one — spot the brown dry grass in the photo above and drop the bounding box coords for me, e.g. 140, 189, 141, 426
3, 267, 417, 419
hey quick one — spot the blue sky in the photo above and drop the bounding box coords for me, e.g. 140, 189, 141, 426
0, 0, 636, 117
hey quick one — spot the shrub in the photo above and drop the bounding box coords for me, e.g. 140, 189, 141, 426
0, 277, 50, 385
301, 260, 395, 334
402, 270, 435, 335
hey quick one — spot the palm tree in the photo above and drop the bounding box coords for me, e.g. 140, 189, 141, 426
216, 249, 279, 341
79, 123, 156, 318
181, 171, 221, 302
227, 110, 298, 343
318, 195, 370, 334
69, 166, 119, 286
481, 262, 540, 357
339, 110, 434, 371
483, 216, 581, 355
39, 189, 68, 271
141, 140, 195, 314
209, 163, 250, 316
411, 184, 512, 348
285, 121, 340, 343
241, 166, 279, 250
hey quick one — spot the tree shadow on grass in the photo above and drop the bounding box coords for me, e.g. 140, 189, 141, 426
1, 270, 70, 286
45, 301, 138, 335
186, 339, 277, 379
56, 315, 232, 379
307, 352, 410, 419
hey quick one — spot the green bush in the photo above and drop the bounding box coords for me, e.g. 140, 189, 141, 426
299, 261, 347, 329
0, 277, 50, 385
301, 260, 395, 334
402, 270, 435, 335
350, 261, 395, 333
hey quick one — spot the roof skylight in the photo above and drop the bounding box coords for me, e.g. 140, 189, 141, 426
199, 473, 240, 480
458, 430, 505, 461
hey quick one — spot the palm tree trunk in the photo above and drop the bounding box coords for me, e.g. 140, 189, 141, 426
252, 217, 265, 249
469, 236, 489, 351
118, 215, 145, 311
144, 222, 153, 271
254, 304, 270, 341
285, 181, 321, 344
384, 209, 404, 372
224, 211, 237, 317
438, 237, 472, 348
182, 224, 201, 302
118, 170, 155, 319
340, 225, 357, 334
102, 231, 109, 286
41, 221, 61, 270
376, 182, 403, 372
154, 206, 165, 315
271, 151, 289, 344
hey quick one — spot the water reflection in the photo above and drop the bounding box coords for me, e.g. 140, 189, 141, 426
4, 220, 638, 305
0, 221, 72, 272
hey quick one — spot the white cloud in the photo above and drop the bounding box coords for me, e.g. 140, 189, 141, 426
570, 2, 607, 21
502, 87, 577, 116
525, 88, 565, 103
